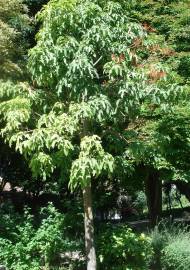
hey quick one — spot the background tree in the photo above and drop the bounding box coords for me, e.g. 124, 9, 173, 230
0, 0, 31, 79
0, 0, 32, 195
128, 0, 190, 219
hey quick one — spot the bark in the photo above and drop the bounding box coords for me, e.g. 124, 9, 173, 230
145, 169, 162, 227
81, 118, 97, 270
175, 181, 190, 202
83, 183, 97, 270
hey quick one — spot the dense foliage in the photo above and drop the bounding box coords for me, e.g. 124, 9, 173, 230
97, 224, 152, 270
151, 224, 190, 270
0, 203, 83, 270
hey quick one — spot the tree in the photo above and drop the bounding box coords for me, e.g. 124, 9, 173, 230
0, 0, 31, 79
128, 0, 190, 220
0, 0, 183, 268
0, 0, 33, 192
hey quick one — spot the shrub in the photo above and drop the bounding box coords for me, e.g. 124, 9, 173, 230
150, 225, 166, 270
0, 204, 80, 270
150, 222, 190, 270
97, 224, 153, 270
161, 226, 190, 270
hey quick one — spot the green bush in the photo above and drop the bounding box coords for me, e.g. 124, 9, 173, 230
150, 223, 190, 270
150, 225, 166, 269
97, 224, 153, 270
161, 226, 190, 270
0, 204, 81, 270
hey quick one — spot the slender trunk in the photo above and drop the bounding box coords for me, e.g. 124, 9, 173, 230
83, 183, 97, 270
81, 118, 97, 270
145, 169, 162, 227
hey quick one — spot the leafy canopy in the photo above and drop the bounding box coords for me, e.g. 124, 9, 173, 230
0, 0, 183, 189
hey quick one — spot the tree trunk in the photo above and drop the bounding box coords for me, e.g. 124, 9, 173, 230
175, 181, 190, 202
83, 183, 97, 270
145, 169, 162, 227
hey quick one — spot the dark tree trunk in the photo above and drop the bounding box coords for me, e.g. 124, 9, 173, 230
145, 169, 162, 227
175, 181, 190, 202
83, 183, 97, 270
